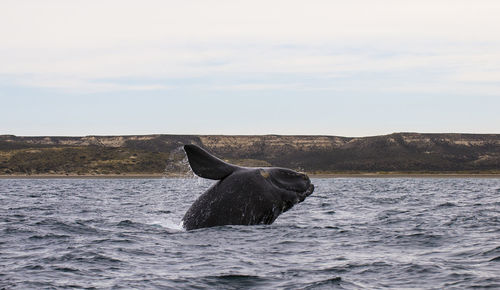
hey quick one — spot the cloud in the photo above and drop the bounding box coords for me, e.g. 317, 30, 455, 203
3, 0, 500, 47
449, 70, 500, 83
1, 0, 500, 95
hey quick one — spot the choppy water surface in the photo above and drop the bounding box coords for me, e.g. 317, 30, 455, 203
1, 178, 499, 289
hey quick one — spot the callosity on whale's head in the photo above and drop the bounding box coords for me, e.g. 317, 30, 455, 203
261, 167, 314, 203
181, 144, 314, 230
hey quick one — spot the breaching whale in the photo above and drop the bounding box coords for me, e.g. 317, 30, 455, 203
181, 144, 315, 230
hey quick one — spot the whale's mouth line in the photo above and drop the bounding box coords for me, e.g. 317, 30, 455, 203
281, 182, 314, 195
305, 183, 314, 196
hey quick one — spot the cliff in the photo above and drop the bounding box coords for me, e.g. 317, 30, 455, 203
1, 133, 499, 175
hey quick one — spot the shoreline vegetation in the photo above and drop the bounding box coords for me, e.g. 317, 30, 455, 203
1, 133, 499, 177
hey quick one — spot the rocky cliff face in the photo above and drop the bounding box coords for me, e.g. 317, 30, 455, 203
1, 133, 499, 174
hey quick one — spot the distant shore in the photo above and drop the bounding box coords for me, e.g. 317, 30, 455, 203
2, 133, 500, 176
1, 173, 499, 179
2, 133, 499, 176
311, 173, 500, 178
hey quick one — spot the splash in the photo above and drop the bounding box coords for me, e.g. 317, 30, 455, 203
149, 219, 185, 232
163, 146, 196, 178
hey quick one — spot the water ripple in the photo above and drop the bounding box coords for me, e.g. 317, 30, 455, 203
1, 177, 499, 288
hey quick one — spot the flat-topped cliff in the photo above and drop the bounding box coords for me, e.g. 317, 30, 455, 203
1, 133, 499, 175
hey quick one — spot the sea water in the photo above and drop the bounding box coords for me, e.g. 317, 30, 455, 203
1, 178, 499, 289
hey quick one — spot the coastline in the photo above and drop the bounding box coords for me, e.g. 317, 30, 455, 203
2, 133, 499, 177
0, 174, 168, 179
1, 173, 500, 179
310, 173, 500, 178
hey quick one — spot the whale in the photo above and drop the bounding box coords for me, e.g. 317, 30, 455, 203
181, 144, 315, 230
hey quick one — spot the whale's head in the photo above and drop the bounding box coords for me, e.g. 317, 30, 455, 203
258, 167, 314, 203
183, 144, 314, 205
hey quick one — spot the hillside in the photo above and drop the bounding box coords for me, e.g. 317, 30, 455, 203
1, 133, 499, 175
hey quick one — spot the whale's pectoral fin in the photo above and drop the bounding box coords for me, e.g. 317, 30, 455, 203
184, 144, 240, 180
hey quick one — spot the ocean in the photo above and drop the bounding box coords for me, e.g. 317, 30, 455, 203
1, 177, 499, 289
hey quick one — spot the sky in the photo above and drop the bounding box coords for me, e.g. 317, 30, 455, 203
1, 0, 499, 137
